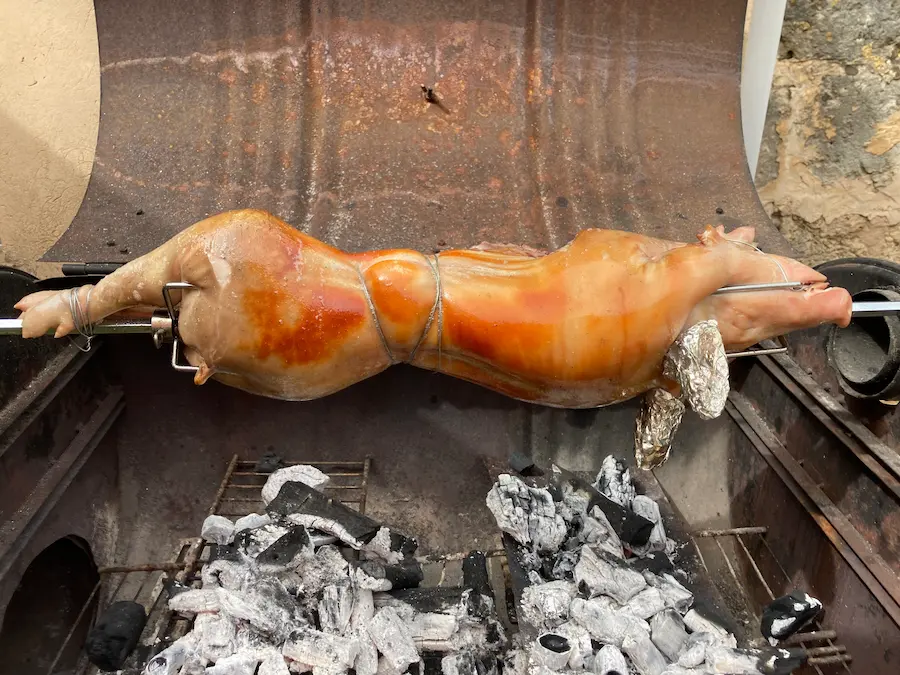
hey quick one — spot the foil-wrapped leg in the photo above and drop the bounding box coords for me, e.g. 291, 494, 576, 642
663, 319, 729, 421
634, 389, 685, 470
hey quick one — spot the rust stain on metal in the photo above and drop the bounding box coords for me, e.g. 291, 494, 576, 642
45, 0, 793, 262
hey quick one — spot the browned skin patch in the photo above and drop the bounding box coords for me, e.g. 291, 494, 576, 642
239, 264, 367, 367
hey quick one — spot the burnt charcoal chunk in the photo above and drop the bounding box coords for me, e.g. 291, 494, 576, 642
267, 481, 416, 555
355, 559, 424, 590
508, 451, 539, 476
256, 525, 312, 568
548, 466, 653, 547
760, 591, 823, 641
84, 600, 147, 671
627, 552, 675, 576
462, 551, 492, 599
388, 587, 477, 615
255, 451, 285, 473
760, 646, 807, 674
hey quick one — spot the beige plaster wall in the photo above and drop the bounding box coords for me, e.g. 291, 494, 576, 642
0, 0, 100, 278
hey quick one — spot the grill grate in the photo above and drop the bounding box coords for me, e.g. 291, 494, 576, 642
692, 526, 852, 674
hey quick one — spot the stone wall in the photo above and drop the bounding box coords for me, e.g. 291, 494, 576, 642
755, 0, 900, 265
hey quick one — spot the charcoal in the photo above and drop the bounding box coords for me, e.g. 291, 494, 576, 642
441, 652, 477, 675
581, 507, 625, 559
554, 622, 593, 669
759, 591, 822, 643
629, 553, 676, 577
193, 612, 238, 662
239, 523, 292, 559
650, 609, 689, 661
202, 558, 249, 590
218, 577, 298, 641
319, 581, 357, 635
259, 653, 293, 675
207, 653, 259, 674
645, 573, 693, 614
682, 610, 735, 647
462, 551, 492, 600
520, 581, 577, 629
353, 631, 380, 675
622, 624, 668, 675
705, 645, 806, 675
623, 586, 665, 620
169, 588, 220, 614
262, 465, 331, 504
486, 474, 567, 552
291, 545, 352, 601
591, 644, 629, 675
353, 559, 425, 590
84, 600, 147, 671
574, 545, 646, 604
142, 638, 195, 674
283, 629, 360, 670
550, 550, 579, 581
569, 597, 649, 648
368, 607, 420, 672
256, 452, 286, 473
509, 451, 540, 476
203, 514, 236, 545
235, 512, 273, 533
594, 456, 636, 509
352, 564, 393, 591
676, 631, 716, 668
629, 496, 667, 557
548, 466, 653, 547
531, 633, 572, 670
382, 586, 477, 616
271, 481, 416, 557
257, 525, 314, 571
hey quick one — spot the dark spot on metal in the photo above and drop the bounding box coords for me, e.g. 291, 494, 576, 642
119, 247, 129, 254
135, 210, 144, 216
106, 241, 116, 247
676, 213, 688, 220
716, 207, 724, 215
437, 240, 446, 247
556, 196, 569, 208
430, 395, 438, 404
420, 84, 438, 104
345, 202, 355, 210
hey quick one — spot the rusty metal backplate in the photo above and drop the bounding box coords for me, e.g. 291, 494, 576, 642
44, 0, 792, 261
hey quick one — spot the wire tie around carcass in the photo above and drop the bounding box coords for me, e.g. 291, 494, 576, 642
67, 286, 95, 352
729, 238, 789, 283
354, 264, 396, 364
408, 252, 443, 368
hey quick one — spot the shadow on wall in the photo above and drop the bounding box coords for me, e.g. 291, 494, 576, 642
0, 536, 99, 675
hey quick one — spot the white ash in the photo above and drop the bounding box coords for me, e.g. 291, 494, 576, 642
319, 581, 356, 635
676, 631, 716, 669
262, 465, 331, 504
202, 559, 250, 591
705, 646, 766, 674
288, 514, 365, 551
629, 496, 667, 558
580, 507, 625, 560
168, 588, 221, 615
682, 610, 735, 648
363, 527, 405, 565
531, 633, 573, 671
520, 581, 577, 629
570, 597, 649, 648
282, 629, 360, 670
622, 587, 666, 621
622, 624, 669, 675
258, 651, 292, 675
217, 577, 298, 641
206, 653, 259, 675
353, 631, 380, 675
192, 612, 238, 663
592, 644, 629, 675
644, 572, 694, 615
486, 474, 567, 552
351, 587, 375, 628
203, 515, 237, 545
244, 523, 292, 558
574, 545, 646, 604
594, 456, 636, 509
368, 607, 420, 672
649, 609, 689, 662
555, 621, 593, 670
142, 637, 193, 674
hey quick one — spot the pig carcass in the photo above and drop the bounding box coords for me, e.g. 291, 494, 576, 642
16, 209, 850, 408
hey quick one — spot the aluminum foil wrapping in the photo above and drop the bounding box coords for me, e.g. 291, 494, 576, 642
634, 389, 685, 470
663, 319, 729, 421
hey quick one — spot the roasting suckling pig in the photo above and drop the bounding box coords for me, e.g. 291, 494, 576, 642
15, 209, 851, 408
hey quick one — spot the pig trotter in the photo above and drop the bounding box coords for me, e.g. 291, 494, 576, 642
634, 389, 685, 470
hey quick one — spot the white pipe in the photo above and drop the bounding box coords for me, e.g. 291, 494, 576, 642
741, 0, 788, 181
